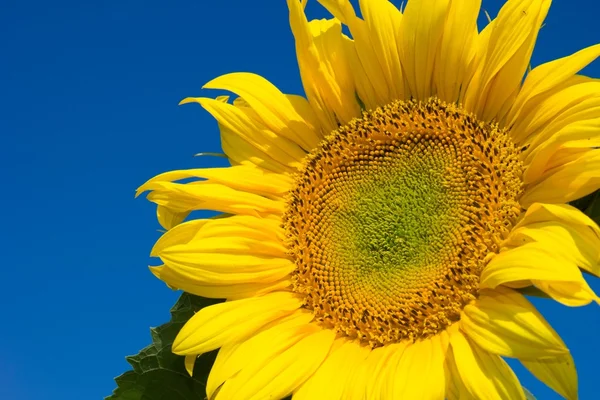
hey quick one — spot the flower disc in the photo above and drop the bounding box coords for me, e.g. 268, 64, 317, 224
284, 98, 524, 347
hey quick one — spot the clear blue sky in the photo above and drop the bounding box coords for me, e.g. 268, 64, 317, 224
1, 0, 599, 399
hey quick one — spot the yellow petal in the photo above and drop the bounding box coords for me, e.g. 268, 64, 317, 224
206, 310, 315, 399
288, 0, 361, 131
445, 371, 461, 399
544, 141, 600, 172
522, 149, 600, 206
464, 0, 550, 122
317, 0, 396, 109
389, 336, 446, 399
154, 263, 292, 298
182, 96, 306, 169
156, 205, 189, 230
157, 269, 292, 300
316, 0, 354, 24
512, 78, 599, 148
287, 93, 327, 141
356, 0, 404, 101
523, 121, 600, 188
519, 84, 600, 181
434, 0, 480, 102
157, 238, 286, 263
445, 326, 471, 400
482, 245, 577, 285
140, 180, 285, 217
217, 328, 335, 400
533, 279, 599, 307
151, 216, 286, 262
507, 43, 600, 132
481, 244, 599, 306
521, 354, 578, 400
158, 259, 293, 286
138, 165, 293, 200
445, 345, 469, 400
468, 14, 495, 83
159, 250, 291, 275
461, 287, 567, 358
207, 344, 241, 399
341, 345, 378, 400
151, 215, 281, 252
203, 73, 322, 150
196, 96, 284, 173
184, 355, 196, 376
450, 329, 525, 400
220, 123, 296, 174
172, 291, 303, 355
508, 203, 600, 276
399, 0, 451, 100
138, 166, 291, 219
294, 338, 369, 400
364, 344, 399, 400
514, 202, 599, 231
151, 215, 293, 296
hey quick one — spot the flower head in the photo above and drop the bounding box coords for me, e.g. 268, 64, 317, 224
138, 1, 600, 399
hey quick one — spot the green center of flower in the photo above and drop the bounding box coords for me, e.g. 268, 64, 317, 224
332, 141, 465, 276
283, 98, 523, 347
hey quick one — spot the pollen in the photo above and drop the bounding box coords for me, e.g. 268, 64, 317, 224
283, 98, 524, 347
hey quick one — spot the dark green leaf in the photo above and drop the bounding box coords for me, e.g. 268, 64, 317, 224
106, 293, 222, 400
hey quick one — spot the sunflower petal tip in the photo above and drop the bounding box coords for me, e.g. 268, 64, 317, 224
201, 76, 222, 90
172, 334, 200, 356
184, 354, 196, 377
148, 265, 163, 279
135, 181, 153, 198
149, 241, 162, 258
179, 97, 200, 106
171, 334, 186, 354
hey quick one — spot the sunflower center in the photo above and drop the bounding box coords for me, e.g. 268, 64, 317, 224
283, 98, 523, 347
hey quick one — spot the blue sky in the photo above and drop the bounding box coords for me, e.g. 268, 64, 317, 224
1, 0, 599, 399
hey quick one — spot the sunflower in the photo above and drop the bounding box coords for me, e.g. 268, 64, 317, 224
137, 0, 600, 399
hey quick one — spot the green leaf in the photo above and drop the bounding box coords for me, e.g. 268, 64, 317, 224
106, 293, 222, 400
